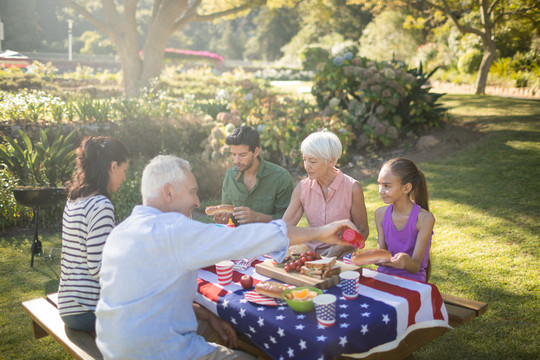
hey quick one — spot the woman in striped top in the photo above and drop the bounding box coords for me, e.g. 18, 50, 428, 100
58, 136, 129, 331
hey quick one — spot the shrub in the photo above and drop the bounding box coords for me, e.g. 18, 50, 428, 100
0, 166, 32, 231
0, 128, 77, 187
0, 68, 45, 91
458, 49, 483, 74
298, 45, 330, 71
312, 55, 445, 148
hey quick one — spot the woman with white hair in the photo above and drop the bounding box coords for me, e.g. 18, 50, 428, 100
283, 130, 369, 258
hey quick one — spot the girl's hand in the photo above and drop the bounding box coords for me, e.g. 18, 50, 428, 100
385, 252, 410, 269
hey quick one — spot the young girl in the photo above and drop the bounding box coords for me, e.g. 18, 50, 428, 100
375, 157, 434, 282
58, 136, 129, 331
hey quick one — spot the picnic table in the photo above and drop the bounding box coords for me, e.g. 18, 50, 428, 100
196, 257, 451, 359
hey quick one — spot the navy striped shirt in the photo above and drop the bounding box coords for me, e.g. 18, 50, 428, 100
58, 195, 114, 317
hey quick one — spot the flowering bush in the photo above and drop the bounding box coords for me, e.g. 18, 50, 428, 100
312, 55, 445, 148
202, 79, 355, 169
164, 48, 224, 65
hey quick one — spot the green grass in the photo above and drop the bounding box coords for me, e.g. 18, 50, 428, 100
1, 94, 539, 359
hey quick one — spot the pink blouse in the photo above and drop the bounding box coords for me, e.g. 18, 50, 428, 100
300, 169, 356, 252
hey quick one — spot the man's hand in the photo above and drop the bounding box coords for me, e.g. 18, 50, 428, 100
318, 219, 358, 246
288, 219, 357, 246
208, 315, 238, 348
213, 212, 231, 224
233, 206, 272, 224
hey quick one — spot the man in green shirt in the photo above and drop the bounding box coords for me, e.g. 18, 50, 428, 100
215, 126, 295, 225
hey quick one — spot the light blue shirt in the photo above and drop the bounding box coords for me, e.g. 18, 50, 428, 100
96, 205, 289, 359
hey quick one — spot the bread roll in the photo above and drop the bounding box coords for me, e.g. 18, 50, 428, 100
351, 249, 392, 265
205, 204, 234, 216
255, 281, 288, 299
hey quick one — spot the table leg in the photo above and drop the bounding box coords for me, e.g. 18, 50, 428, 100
30, 207, 42, 267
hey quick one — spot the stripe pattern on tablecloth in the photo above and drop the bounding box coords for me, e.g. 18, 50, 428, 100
197, 261, 449, 360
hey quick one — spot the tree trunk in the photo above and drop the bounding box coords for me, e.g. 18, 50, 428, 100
474, 40, 496, 95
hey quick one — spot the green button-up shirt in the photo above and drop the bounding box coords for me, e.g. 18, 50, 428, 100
221, 157, 295, 220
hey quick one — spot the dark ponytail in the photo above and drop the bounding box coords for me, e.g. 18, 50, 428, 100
67, 136, 129, 200
383, 157, 429, 211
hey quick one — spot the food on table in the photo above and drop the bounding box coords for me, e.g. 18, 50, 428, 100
273, 251, 322, 273
300, 256, 341, 279
255, 281, 290, 299
240, 275, 253, 289
341, 228, 366, 249
204, 204, 234, 215
282, 287, 324, 312
351, 248, 392, 265
285, 287, 319, 302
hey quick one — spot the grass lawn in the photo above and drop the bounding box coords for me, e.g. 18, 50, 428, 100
1, 94, 539, 359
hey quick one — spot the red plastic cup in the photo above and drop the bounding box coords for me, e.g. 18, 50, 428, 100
215, 260, 233, 286
342, 229, 365, 249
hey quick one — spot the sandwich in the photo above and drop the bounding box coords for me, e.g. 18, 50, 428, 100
300, 256, 341, 279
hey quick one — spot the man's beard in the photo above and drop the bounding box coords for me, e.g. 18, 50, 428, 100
237, 157, 254, 172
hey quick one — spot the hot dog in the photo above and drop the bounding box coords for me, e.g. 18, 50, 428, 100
205, 204, 234, 216
255, 281, 289, 299
351, 248, 392, 265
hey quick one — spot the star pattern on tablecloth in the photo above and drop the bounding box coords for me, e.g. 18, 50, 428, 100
287, 348, 294, 357
212, 277, 408, 359
360, 324, 368, 335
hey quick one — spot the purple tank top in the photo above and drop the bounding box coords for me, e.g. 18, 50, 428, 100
377, 203, 431, 282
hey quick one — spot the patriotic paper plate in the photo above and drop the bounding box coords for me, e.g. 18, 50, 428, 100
244, 291, 286, 306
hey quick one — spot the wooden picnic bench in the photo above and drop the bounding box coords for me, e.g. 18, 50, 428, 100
22, 292, 487, 360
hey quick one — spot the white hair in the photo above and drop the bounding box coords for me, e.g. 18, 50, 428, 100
300, 130, 342, 163
141, 155, 191, 203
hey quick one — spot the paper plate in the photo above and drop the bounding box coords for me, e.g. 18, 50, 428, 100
244, 290, 286, 306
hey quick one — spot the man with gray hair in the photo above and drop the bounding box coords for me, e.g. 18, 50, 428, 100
96, 154, 356, 360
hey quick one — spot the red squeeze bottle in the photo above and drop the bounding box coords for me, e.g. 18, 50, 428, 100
342, 229, 365, 249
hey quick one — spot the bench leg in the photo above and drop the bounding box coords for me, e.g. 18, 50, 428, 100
31, 319, 49, 339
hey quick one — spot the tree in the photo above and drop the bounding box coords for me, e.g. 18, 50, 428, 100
350, 0, 540, 95
243, 7, 299, 61
60, 0, 267, 95
0, 0, 41, 51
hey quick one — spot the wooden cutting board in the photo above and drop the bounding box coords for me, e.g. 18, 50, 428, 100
255, 259, 362, 289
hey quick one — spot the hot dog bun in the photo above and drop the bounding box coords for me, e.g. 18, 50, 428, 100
255, 281, 289, 299
351, 248, 392, 265
205, 204, 234, 216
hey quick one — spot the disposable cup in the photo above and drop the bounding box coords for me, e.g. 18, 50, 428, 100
215, 260, 234, 286
339, 270, 360, 300
313, 294, 337, 327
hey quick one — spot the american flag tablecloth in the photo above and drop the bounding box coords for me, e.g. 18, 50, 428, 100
197, 257, 450, 360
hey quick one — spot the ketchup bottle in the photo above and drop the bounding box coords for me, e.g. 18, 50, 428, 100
342, 229, 365, 249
